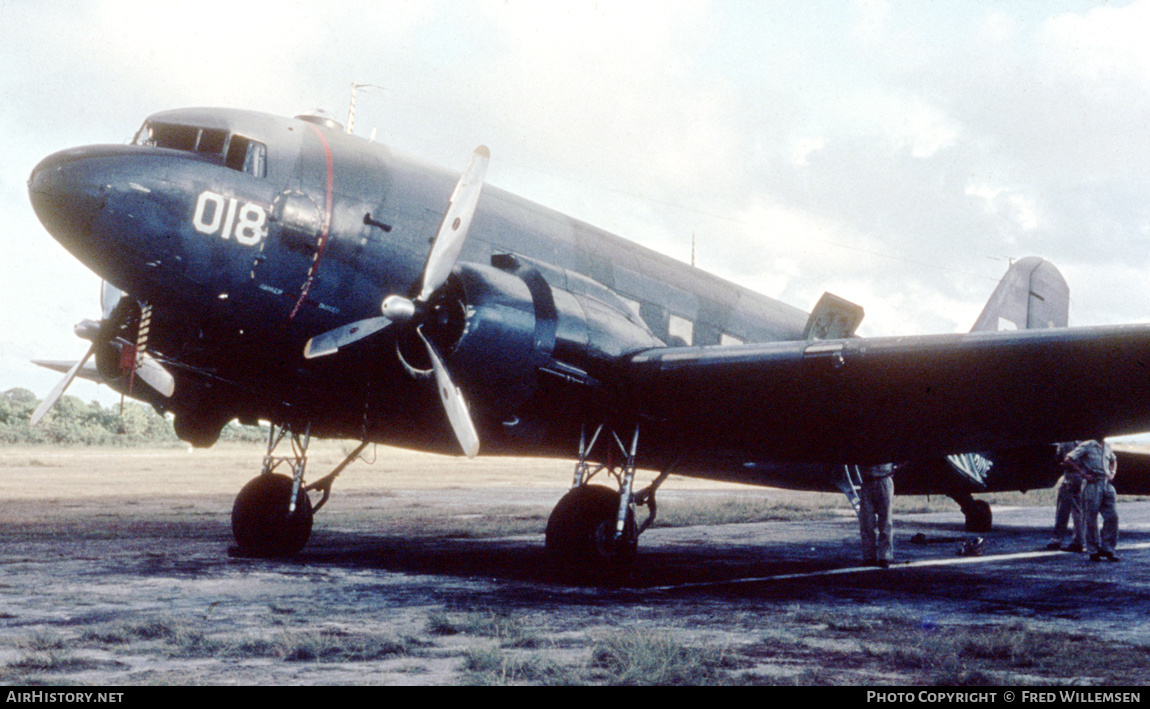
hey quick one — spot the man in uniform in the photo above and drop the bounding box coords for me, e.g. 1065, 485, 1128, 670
858, 463, 895, 568
1063, 439, 1120, 562
1046, 441, 1084, 552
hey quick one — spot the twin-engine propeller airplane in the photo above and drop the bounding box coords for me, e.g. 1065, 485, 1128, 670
27, 107, 1150, 575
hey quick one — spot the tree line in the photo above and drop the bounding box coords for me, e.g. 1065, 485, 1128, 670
0, 388, 265, 446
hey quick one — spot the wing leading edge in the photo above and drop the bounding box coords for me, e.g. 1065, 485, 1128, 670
622, 324, 1150, 465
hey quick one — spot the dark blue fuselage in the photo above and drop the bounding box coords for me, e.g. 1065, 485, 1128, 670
29, 109, 815, 469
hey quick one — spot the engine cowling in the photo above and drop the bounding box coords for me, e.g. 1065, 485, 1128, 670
419, 261, 662, 421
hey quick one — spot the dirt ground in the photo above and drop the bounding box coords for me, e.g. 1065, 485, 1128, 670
2, 443, 1149, 686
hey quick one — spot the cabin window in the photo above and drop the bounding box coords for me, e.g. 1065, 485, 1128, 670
720, 333, 744, 346
620, 296, 642, 322
668, 314, 694, 346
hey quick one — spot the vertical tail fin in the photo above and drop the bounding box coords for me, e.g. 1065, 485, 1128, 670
970, 257, 1068, 333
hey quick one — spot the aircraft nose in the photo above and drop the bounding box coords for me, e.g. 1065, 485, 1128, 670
28, 146, 112, 248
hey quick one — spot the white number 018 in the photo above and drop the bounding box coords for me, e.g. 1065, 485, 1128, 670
193, 190, 267, 246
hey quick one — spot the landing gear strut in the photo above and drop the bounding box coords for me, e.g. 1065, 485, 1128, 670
230, 421, 369, 558
545, 424, 669, 582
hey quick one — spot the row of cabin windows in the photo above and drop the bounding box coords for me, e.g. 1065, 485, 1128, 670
134, 122, 267, 178
668, 315, 744, 347
619, 296, 742, 347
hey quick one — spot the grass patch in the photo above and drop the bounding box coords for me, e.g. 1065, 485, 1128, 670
428, 610, 541, 648
8, 653, 118, 673
74, 616, 430, 663
277, 628, 422, 662
588, 629, 739, 685
16, 631, 68, 652
868, 619, 1150, 685
80, 617, 187, 645
657, 496, 845, 527
458, 646, 577, 685
425, 610, 462, 636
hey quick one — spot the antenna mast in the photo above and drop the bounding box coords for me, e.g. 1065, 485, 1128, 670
346, 82, 385, 135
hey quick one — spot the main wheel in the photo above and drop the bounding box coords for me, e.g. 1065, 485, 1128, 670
545, 484, 636, 581
964, 499, 993, 533
231, 473, 313, 558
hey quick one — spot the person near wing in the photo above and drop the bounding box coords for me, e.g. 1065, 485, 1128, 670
1046, 440, 1085, 553
858, 463, 895, 568
1063, 439, 1120, 562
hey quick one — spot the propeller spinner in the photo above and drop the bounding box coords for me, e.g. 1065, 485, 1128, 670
303, 145, 490, 458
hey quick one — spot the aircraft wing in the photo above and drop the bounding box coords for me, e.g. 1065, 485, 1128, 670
1114, 446, 1150, 495
622, 324, 1150, 465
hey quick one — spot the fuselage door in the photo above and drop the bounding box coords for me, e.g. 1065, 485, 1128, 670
247, 188, 324, 310
270, 189, 324, 256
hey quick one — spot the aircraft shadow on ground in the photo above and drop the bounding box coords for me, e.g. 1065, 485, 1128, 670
291, 530, 882, 590
284, 514, 1150, 596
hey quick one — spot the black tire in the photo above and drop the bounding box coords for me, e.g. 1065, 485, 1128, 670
545, 484, 636, 582
231, 473, 313, 557
964, 499, 993, 533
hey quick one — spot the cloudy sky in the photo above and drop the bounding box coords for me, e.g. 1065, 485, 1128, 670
4, 0, 1150, 405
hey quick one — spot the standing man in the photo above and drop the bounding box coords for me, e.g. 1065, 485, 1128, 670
1064, 439, 1120, 562
1046, 441, 1084, 552
858, 463, 895, 568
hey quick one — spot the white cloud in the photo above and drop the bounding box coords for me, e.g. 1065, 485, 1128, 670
791, 137, 826, 167
1041, 1, 1150, 85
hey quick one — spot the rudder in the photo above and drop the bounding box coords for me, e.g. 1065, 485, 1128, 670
970, 256, 1068, 332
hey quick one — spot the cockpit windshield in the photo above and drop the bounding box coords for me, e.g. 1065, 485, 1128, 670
133, 121, 267, 178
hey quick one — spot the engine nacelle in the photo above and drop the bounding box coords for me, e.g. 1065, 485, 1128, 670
427, 261, 662, 420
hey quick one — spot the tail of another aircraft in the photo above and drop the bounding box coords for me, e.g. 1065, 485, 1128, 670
970, 257, 1069, 333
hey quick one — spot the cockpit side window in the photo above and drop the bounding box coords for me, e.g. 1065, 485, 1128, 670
196, 128, 227, 156
134, 121, 267, 178
226, 136, 267, 178
138, 122, 199, 151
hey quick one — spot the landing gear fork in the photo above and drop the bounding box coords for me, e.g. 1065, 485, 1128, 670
570, 423, 650, 543
261, 420, 310, 515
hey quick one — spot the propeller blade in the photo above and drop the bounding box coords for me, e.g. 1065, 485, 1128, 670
30, 343, 96, 426
419, 328, 479, 458
135, 353, 175, 397
303, 316, 392, 359
419, 145, 490, 302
